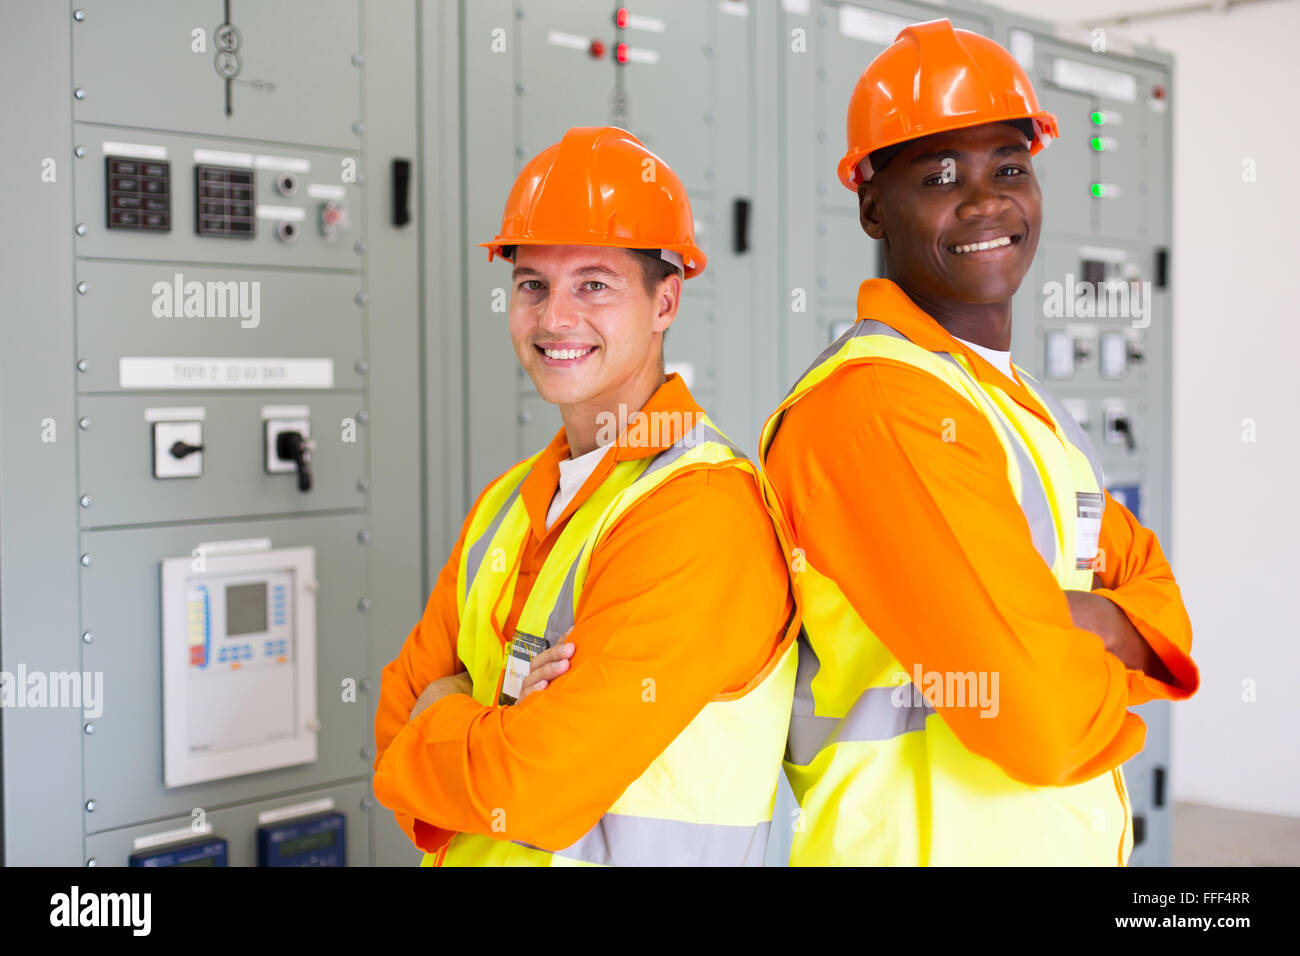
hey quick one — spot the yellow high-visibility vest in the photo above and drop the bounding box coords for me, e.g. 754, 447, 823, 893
427, 414, 797, 866
758, 317, 1133, 866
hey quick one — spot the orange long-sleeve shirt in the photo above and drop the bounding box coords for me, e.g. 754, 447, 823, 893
372, 374, 793, 854
764, 279, 1198, 788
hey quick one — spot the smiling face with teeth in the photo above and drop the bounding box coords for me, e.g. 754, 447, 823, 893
857, 121, 1042, 348
509, 244, 681, 453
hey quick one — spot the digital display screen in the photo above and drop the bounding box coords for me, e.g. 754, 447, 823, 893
225, 582, 268, 636
278, 831, 334, 858
177, 856, 217, 866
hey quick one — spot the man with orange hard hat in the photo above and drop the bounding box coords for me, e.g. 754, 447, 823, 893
759, 19, 1199, 864
372, 126, 798, 866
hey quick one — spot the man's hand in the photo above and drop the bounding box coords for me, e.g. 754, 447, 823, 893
410, 671, 474, 722
518, 641, 575, 701
1065, 590, 1174, 683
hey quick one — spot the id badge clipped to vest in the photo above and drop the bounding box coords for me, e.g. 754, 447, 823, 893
1075, 491, 1104, 571
499, 631, 549, 705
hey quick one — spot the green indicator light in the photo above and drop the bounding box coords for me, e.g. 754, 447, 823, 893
1091, 111, 1106, 125
1090, 183, 1105, 198
1091, 137, 1105, 151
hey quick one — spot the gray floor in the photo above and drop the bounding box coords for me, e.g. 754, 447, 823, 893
1174, 802, 1300, 866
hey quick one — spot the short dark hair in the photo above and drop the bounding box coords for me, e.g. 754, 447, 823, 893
631, 250, 683, 297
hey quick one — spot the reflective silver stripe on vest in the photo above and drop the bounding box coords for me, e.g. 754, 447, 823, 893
518, 814, 770, 866
1019, 372, 1106, 490
934, 353, 1057, 570
785, 319, 909, 400
537, 420, 746, 645
462, 480, 524, 603
786, 632, 934, 767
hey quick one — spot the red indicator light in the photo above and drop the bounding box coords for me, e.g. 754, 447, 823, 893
589, 38, 605, 59
616, 8, 629, 29
1152, 84, 1166, 100
616, 42, 629, 64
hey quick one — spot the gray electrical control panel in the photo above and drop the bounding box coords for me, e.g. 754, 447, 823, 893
994, 5, 1176, 867
1, 0, 423, 865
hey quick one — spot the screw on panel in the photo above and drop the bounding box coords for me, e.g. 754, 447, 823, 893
360, 678, 374, 692
79, 417, 91, 430
353, 241, 366, 255
360, 745, 375, 760
80, 554, 92, 566
84, 722, 95, 735
515, 7, 525, 18
351, 53, 365, 67
79, 494, 92, 508
354, 359, 368, 374
75, 146, 86, 158
73, 9, 85, 21
353, 121, 366, 136
361, 796, 375, 811
703, 45, 713, 57
357, 529, 371, 544
73, 87, 86, 100
354, 291, 369, 306
356, 477, 370, 492
82, 631, 93, 644
76, 359, 89, 372
76, 223, 86, 236
516, 147, 527, 159
358, 597, 371, 613
518, 409, 532, 425
77, 281, 89, 294
86, 858, 96, 867
516, 83, 526, 96
356, 410, 369, 424
85, 799, 95, 812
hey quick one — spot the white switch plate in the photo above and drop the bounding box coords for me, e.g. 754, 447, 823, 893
265, 418, 309, 474
153, 421, 203, 479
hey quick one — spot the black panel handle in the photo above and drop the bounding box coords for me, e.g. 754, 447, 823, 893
732, 198, 751, 255
393, 158, 412, 227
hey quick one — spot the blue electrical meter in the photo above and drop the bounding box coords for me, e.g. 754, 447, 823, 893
257, 812, 346, 866
130, 837, 228, 867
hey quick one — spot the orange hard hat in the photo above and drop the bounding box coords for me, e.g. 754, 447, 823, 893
481, 126, 707, 278
838, 19, 1059, 190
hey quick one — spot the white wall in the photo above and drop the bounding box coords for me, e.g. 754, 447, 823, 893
995, 0, 1300, 816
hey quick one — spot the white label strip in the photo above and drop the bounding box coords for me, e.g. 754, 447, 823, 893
307, 183, 346, 199
133, 823, 213, 851
145, 406, 207, 422
194, 538, 272, 556
120, 357, 335, 389
1079, 245, 1129, 263
193, 148, 254, 167
261, 404, 310, 419
625, 46, 660, 64
628, 13, 666, 31
258, 797, 336, 825
256, 204, 306, 221
254, 154, 311, 173
1009, 28, 1034, 70
1052, 57, 1137, 103
546, 30, 588, 50
781, 0, 810, 13
102, 141, 168, 160
839, 6, 911, 45
719, 1, 749, 17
